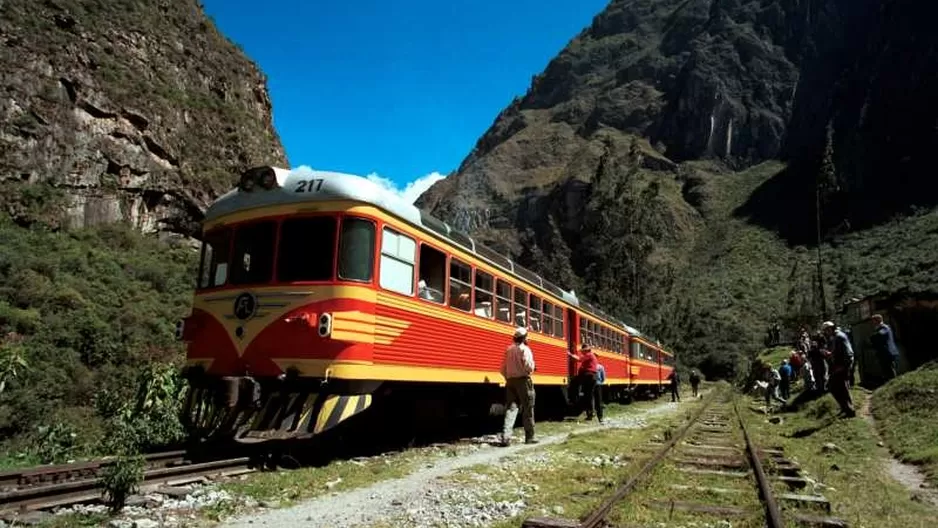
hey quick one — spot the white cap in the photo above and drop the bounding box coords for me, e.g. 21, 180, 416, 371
514, 327, 528, 338
821, 321, 835, 329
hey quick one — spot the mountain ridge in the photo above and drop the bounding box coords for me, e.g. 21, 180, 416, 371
418, 0, 938, 373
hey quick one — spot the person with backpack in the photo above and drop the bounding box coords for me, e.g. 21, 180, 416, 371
689, 370, 701, 398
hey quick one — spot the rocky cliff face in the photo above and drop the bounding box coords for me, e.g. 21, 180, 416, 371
419, 0, 938, 371
0, 0, 287, 235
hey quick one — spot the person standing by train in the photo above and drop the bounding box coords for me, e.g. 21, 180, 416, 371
567, 344, 602, 422
500, 327, 537, 446
669, 370, 681, 402
595, 362, 606, 424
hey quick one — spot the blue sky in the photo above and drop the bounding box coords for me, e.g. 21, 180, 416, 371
202, 0, 608, 201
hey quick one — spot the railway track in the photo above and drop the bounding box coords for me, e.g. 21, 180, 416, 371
0, 451, 255, 513
523, 391, 849, 528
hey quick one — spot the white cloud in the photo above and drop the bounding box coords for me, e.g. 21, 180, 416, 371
290, 165, 447, 204
365, 171, 447, 204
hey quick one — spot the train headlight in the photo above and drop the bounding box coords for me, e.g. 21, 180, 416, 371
318, 313, 333, 338
239, 166, 281, 192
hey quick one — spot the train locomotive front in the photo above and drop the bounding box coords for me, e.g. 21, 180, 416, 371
179, 167, 404, 443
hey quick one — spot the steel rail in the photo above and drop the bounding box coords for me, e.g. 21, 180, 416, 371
0, 456, 252, 513
0, 450, 187, 491
575, 389, 722, 528
735, 398, 784, 528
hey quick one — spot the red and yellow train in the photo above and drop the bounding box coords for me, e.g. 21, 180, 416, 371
178, 166, 675, 443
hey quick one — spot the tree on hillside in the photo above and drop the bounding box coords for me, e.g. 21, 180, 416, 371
815, 122, 838, 319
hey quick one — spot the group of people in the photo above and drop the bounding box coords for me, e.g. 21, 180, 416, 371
761, 314, 900, 418
665, 369, 702, 403
498, 327, 606, 446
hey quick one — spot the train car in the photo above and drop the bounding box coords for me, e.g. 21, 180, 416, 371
570, 305, 631, 402
178, 166, 673, 443
625, 326, 663, 398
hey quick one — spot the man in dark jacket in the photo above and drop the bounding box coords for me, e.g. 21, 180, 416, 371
689, 370, 701, 398
822, 321, 856, 417
669, 370, 681, 402
870, 314, 899, 381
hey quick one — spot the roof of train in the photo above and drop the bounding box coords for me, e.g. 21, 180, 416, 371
204, 166, 668, 349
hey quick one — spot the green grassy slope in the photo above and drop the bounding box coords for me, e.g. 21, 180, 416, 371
871, 362, 938, 485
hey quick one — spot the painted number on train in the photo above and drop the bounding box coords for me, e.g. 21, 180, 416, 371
295, 179, 325, 193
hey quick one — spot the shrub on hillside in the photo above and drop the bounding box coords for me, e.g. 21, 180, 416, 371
0, 220, 196, 456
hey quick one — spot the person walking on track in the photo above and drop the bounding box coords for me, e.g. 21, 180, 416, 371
822, 321, 856, 418
689, 370, 701, 398
500, 327, 537, 446
568, 344, 603, 422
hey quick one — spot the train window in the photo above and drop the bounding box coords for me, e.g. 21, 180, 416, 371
198, 228, 231, 288
231, 221, 276, 285
379, 228, 415, 295
542, 301, 554, 336
338, 218, 375, 282
448, 259, 472, 312
529, 295, 542, 332
513, 287, 528, 328
495, 280, 512, 323
554, 306, 565, 338
418, 245, 446, 304
276, 217, 334, 282
474, 271, 494, 319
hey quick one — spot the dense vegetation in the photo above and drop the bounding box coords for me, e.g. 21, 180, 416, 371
0, 217, 196, 464
872, 362, 938, 486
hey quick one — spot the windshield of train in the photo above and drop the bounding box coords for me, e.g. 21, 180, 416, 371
197, 215, 375, 289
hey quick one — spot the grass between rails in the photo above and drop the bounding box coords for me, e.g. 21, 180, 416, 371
871, 362, 938, 487
608, 400, 765, 528
741, 388, 938, 527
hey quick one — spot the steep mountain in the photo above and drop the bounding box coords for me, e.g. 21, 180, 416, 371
0, 0, 285, 456
0, 0, 287, 235
419, 0, 938, 375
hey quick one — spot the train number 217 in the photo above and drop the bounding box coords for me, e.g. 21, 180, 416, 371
295, 179, 324, 193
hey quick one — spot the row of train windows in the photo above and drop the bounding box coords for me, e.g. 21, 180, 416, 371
580, 318, 624, 353
196, 217, 565, 338
382, 227, 565, 337
631, 342, 659, 362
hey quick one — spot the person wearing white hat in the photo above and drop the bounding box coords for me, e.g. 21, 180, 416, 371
499, 327, 537, 446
